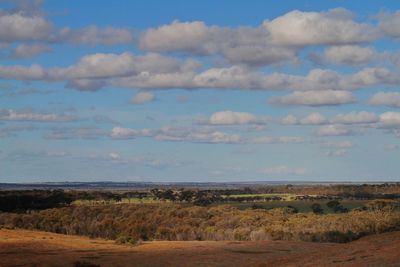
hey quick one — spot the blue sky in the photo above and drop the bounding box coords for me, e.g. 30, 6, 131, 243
1, 0, 400, 182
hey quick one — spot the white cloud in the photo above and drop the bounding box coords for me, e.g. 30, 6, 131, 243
263, 8, 377, 46
2, 57, 400, 92
109, 152, 121, 160
139, 9, 377, 67
209, 110, 260, 125
10, 44, 52, 59
0, 64, 45, 80
250, 136, 305, 144
130, 92, 155, 104
379, 11, 400, 38
314, 125, 353, 136
139, 20, 297, 67
140, 20, 216, 54
154, 127, 242, 144
369, 92, 400, 108
110, 127, 154, 139
0, 4, 133, 46
300, 112, 327, 125
323, 45, 375, 65
48, 52, 197, 90
0, 108, 76, 122
281, 112, 327, 125
269, 90, 355, 106
379, 112, 400, 128
333, 111, 379, 124
0, 12, 53, 42
281, 115, 298, 125
260, 165, 306, 175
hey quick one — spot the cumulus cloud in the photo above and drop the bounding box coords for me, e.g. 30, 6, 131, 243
0, 4, 133, 47
260, 165, 306, 175
333, 111, 379, 124
321, 140, 353, 157
109, 152, 121, 160
379, 11, 400, 38
2, 56, 400, 92
139, 20, 297, 67
0, 108, 76, 122
323, 45, 375, 65
139, 9, 378, 67
0, 12, 53, 43
9, 44, 52, 59
0, 64, 45, 80
379, 112, 400, 128
314, 125, 353, 136
369, 92, 400, 108
263, 8, 378, 46
130, 92, 155, 104
153, 127, 242, 144
48, 52, 198, 90
250, 136, 305, 144
209, 110, 262, 125
110, 125, 306, 145
269, 90, 355, 106
110, 127, 154, 139
282, 112, 327, 125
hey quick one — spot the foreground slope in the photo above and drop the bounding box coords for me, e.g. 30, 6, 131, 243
0, 229, 399, 267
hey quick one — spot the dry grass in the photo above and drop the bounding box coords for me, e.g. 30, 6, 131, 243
0, 229, 399, 267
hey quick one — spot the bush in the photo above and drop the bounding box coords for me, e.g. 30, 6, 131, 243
74, 261, 100, 267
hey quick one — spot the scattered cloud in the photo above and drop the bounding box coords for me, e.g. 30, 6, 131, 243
269, 90, 355, 106
110, 127, 154, 139
209, 110, 263, 125
0, 108, 76, 122
282, 112, 327, 125
314, 125, 353, 136
264, 8, 378, 46
332, 111, 379, 124
369, 92, 400, 108
379, 11, 400, 38
378, 112, 400, 128
109, 152, 121, 160
130, 92, 156, 104
9, 44, 52, 59
319, 45, 375, 65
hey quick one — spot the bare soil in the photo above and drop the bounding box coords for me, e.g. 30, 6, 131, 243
0, 229, 399, 267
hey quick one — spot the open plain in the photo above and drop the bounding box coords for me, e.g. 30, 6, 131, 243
0, 229, 399, 267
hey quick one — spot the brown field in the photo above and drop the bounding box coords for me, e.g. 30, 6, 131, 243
0, 229, 399, 267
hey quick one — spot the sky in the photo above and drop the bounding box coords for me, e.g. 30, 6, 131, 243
1, 0, 400, 183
